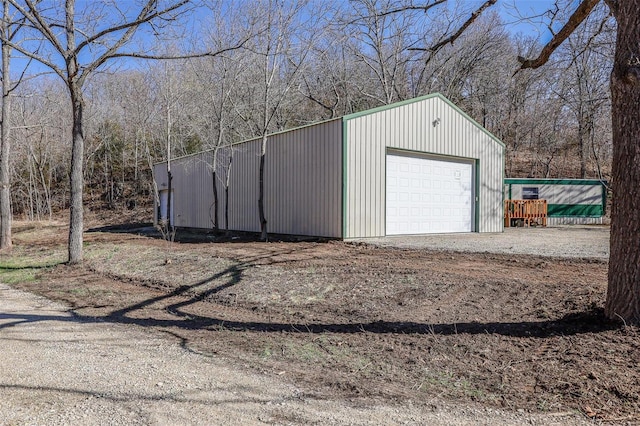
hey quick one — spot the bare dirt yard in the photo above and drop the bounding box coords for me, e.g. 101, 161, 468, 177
2, 217, 639, 424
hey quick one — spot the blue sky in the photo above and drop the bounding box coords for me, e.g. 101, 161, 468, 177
8, 0, 573, 79
498, 0, 570, 41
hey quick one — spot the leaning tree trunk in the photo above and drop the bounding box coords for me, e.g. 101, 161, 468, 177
604, 0, 640, 324
68, 87, 85, 264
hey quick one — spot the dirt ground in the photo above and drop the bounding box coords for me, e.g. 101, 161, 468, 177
3, 219, 639, 424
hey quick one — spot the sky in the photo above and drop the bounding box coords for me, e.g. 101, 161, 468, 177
7, 0, 573, 80
497, 0, 571, 42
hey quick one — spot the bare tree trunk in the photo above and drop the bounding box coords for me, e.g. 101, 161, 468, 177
578, 117, 588, 178
0, 0, 11, 249
166, 170, 172, 228
68, 86, 85, 264
30, 151, 52, 221
212, 169, 218, 230
27, 157, 34, 220
605, 0, 640, 324
165, 94, 173, 232
258, 135, 267, 241
224, 146, 233, 234
210, 148, 219, 231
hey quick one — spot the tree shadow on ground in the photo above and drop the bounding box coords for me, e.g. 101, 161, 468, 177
102, 303, 621, 338
1, 302, 620, 338
89, 240, 620, 338
1, 238, 621, 339
86, 223, 334, 244
0, 383, 276, 406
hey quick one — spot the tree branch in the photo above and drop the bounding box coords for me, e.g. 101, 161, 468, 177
93, 39, 252, 62
567, 10, 613, 69
74, 0, 191, 55
345, 0, 447, 25
9, 0, 67, 55
375, 0, 447, 18
517, 0, 601, 70
410, 0, 497, 52
0, 38, 65, 79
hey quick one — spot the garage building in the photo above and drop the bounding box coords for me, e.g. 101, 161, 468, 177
154, 93, 505, 238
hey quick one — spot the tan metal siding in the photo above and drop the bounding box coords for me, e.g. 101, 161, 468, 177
225, 140, 262, 232
261, 120, 343, 237
156, 152, 216, 229
158, 119, 343, 238
345, 95, 504, 237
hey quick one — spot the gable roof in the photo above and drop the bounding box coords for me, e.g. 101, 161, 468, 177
156, 93, 504, 165
343, 93, 504, 148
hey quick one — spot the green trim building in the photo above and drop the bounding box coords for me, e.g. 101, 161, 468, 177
155, 93, 505, 237
504, 178, 607, 225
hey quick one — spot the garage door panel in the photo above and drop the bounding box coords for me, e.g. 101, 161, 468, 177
386, 154, 474, 235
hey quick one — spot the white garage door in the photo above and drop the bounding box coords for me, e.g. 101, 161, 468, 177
386, 154, 474, 234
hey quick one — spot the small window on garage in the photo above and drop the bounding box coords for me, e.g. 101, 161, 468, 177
522, 187, 539, 200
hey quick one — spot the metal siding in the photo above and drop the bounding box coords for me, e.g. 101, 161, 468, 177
345, 95, 504, 237
549, 217, 603, 225
159, 152, 216, 229
505, 183, 603, 206
153, 163, 167, 225
259, 120, 343, 237
155, 119, 343, 237
228, 139, 261, 232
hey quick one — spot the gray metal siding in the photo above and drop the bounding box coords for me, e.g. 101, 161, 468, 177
220, 140, 261, 232
504, 182, 605, 221
263, 120, 343, 237
158, 119, 343, 238
154, 152, 216, 229
344, 95, 504, 237
153, 163, 166, 225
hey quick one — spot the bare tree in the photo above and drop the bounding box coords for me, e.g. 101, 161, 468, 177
3, 0, 245, 263
11, 78, 70, 221
551, 6, 613, 178
343, 0, 419, 105
234, 0, 322, 241
0, 0, 12, 249
0, 0, 28, 249
187, 8, 251, 231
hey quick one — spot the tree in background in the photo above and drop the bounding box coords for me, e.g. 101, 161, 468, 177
2, 0, 245, 263
0, 0, 11, 250
188, 6, 252, 232
0, 0, 29, 249
233, 0, 323, 241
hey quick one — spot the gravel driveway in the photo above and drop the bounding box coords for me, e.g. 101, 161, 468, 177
354, 225, 610, 260
0, 283, 591, 425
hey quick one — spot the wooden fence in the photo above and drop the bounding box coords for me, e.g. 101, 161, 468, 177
504, 199, 548, 227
